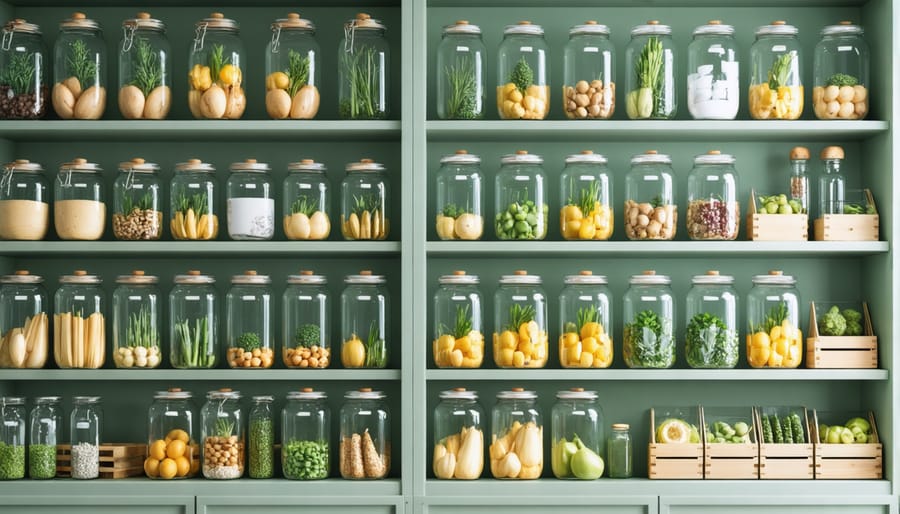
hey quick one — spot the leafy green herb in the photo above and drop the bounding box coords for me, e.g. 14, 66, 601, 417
506, 303, 536, 332
650, 195, 664, 208
1, 52, 35, 93
215, 418, 235, 438
363, 319, 386, 367
121, 190, 154, 215
130, 38, 162, 96
340, 45, 384, 119
826, 73, 858, 87
125, 305, 159, 348
509, 57, 533, 94
208, 44, 227, 85
623, 309, 674, 368
754, 302, 788, 334
236, 332, 262, 352
439, 304, 473, 339
568, 178, 600, 218
352, 193, 382, 216
66, 39, 98, 87
444, 55, 478, 119
175, 192, 209, 217
767, 53, 794, 90
441, 203, 471, 218
286, 49, 310, 98
290, 195, 318, 216
577, 306, 598, 332
843, 203, 876, 215
293, 323, 321, 347
685, 312, 738, 368
631, 36, 665, 117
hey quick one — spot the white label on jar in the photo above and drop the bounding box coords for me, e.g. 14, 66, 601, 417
74, 295, 85, 301
128, 296, 142, 301
514, 175, 529, 181
227, 198, 275, 239
188, 183, 200, 189
358, 295, 372, 301
643, 176, 659, 181
15, 183, 25, 188
838, 45, 853, 52
454, 175, 469, 181
512, 295, 528, 301
511, 410, 523, 416
13, 295, 28, 301
772, 45, 787, 52
131, 184, 144, 190
703, 296, 719, 301
165, 411, 178, 417
360, 183, 372, 189
75, 183, 86, 188
456, 46, 469, 52
572, 410, 585, 415
244, 183, 257, 190
358, 410, 372, 415
40, 418, 52, 425
766, 296, 782, 301
297, 411, 311, 417
451, 295, 467, 301
706, 176, 720, 181
707, 44, 725, 56
520, 46, 533, 52
3, 421, 16, 427
299, 183, 311, 190
579, 295, 594, 302
297, 295, 312, 301
242, 295, 256, 301
76, 421, 90, 429
583, 46, 599, 53
185, 295, 200, 301
640, 296, 657, 302
580, 175, 594, 181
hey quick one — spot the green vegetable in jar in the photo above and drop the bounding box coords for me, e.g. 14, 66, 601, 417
0, 442, 25, 479
685, 313, 738, 368
294, 323, 321, 348
28, 444, 57, 479
283, 440, 329, 480
494, 195, 548, 240
236, 332, 262, 352
249, 417, 274, 479
623, 309, 674, 368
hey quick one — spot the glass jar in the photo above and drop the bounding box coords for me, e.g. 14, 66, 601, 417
493, 270, 548, 369
29, 396, 62, 479
53, 12, 106, 120
169, 270, 218, 369
282, 388, 330, 480
283, 271, 330, 368
497, 21, 549, 120
687, 150, 740, 240
113, 158, 162, 240
433, 271, 484, 368
622, 270, 674, 369
339, 13, 389, 120
685, 270, 739, 369
170, 159, 218, 241
340, 159, 389, 240
436, 20, 485, 120
248, 395, 274, 479
559, 151, 613, 240
341, 271, 389, 368
435, 150, 484, 241
563, 21, 615, 120
625, 21, 676, 119
495, 151, 548, 240
0, 160, 49, 240
624, 151, 676, 240
607, 423, 632, 478
201, 389, 244, 479
54, 270, 105, 369
265, 13, 321, 120
813, 21, 869, 120
687, 20, 739, 120
146, 388, 197, 480
227, 159, 274, 241
188, 12, 244, 120
551, 388, 604, 479
226, 270, 274, 369
0, 19, 48, 119
749, 21, 803, 120
433, 388, 484, 480
54, 158, 105, 241
283, 159, 331, 240
118, 12, 171, 119
788, 146, 810, 214
0, 396, 25, 480
819, 146, 845, 217
0, 270, 48, 369
340, 388, 390, 479
490, 388, 542, 479
113, 270, 161, 369
747, 270, 802, 368
559, 271, 613, 369
70, 396, 102, 480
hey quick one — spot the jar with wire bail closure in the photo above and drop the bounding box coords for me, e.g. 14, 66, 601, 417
0, 160, 49, 240
433, 388, 484, 479
687, 20, 739, 120
0, 18, 48, 119
266, 13, 320, 120
626, 21, 676, 119
226, 270, 274, 369
52, 12, 106, 120
170, 159, 218, 241
54, 158, 105, 241
437, 20, 485, 120
563, 21, 615, 119
559, 271, 613, 368
283, 159, 331, 240
0, 270, 49, 368
113, 270, 161, 369
283, 271, 331, 369
559, 151, 613, 240
687, 151, 740, 240
497, 21, 549, 120
435, 150, 484, 240
341, 158, 389, 240
339, 13, 389, 120
55, 270, 106, 369
433, 271, 484, 368
227, 159, 274, 241
188, 12, 245, 120
118, 12, 171, 119
113, 158, 162, 240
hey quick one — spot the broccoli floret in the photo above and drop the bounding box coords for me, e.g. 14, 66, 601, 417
236, 332, 262, 351
294, 323, 321, 347
846, 320, 863, 336
842, 308, 863, 323
826, 73, 859, 87
819, 306, 847, 336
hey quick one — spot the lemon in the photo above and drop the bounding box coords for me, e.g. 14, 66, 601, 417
657, 418, 691, 444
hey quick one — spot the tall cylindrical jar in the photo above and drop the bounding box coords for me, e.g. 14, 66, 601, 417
170, 159, 218, 241
0, 19, 48, 119
265, 13, 321, 120
497, 21, 549, 120
0, 396, 25, 479
493, 270, 548, 369
489, 388, 542, 479
559, 271, 613, 369
818, 146, 845, 217
188, 13, 245, 120
282, 388, 330, 480
54, 158, 105, 241
559, 151, 613, 241
118, 12, 171, 119
201, 389, 244, 479
0, 160, 49, 240
340, 271, 389, 368
340, 388, 390, 479
53, 12, 106, 120
623, 270, 675, 368
227, 159, 274, 241
29, 396, 62, 479
788, 146, 810, 214
146, 388, 197, 480
70, 396, 102, 480
339, 13, 389, 120
685, 270, 739, 369
687, 150, 740, 240
226, 270, 274, 369
248, 395, 274, 479
283, 159, 331, 240
437, 20, 485, 120
0, 270, 48, 369
340, 159, 389, 240
607, 423, 632, 478
625, 21, 676, 119
563, 21, 615, 120
687, 20, 739, 120
495, 151, 548, 240
749, 21, 802, 120
624, 151, 676, 240
813, 21, 869, 120
551, 388, 604, 479
113, 158, 163, 241
746, 270, 802, 368
433, 388, 484, 480
283, 271, 330, 369
433, 271, 484, 368
169, 270, 218, 369
54, 270, 105, 369
113, 270, 161, 369
435, 150, 484, 241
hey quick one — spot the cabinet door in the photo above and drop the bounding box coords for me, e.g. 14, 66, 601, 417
424, 500, 656, 514
0, 496, 194, 514
197, 497, 400, 514
661, 496, 896, 514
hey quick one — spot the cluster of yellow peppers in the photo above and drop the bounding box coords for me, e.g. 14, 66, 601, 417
492, 320, 548, 368
560, 202, 613, 240
558, 321, 613, 368
747, 319, 803, 368
748, 83, 803, 120
433, 331, 484, 368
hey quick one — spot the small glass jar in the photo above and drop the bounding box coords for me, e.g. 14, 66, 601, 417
201, 388, 244, 480
559, 271, 613, 369
340, 159, 389, 240
169, 270, 218, 369
433, 388, 484, 480
813, 21, 869, 120
625, 151, 676, 240
687, 151, 740, 241
685, 270, 739, 369
53, 12, 106, 120
497, 21, 549, 120
70, 396, 102, 480
607, 423, 632, 478
559, 151, 613, 241
0, 160, 49, 240
747, 270, 802, 368
0, 19, 48, 119
341, 271, 389, 368
435, 150, 484, 241
339, 13, 389, 120
170, 159, 218, 241
113, 270, 161, 369
493, 270, 548, 369
283, 271, 330, 368
55, 270, 105, 369
29, 396, 62, 479
749, 21, 803, 120
54, 158, 105, 241
687, 20, 739, 120
118, 12, 171, 119
146, 388, 197, 480
625, 21, 676, 119
490, 388, 542, 479
0, 396, 26, 480
282, 388, 330, 480
227, 159, 274, 241
433, 271, 484, 368
265, 13, 321, 120
340, 388, 390, 479
283, 159, 331, 240
623, 270, 674, 369
495, 151, 548, 240
563, 21, 615, 120
788, 146, 810, 214
113, 158, 163, 240
819, 146, 845, 217
551, 388, 604, 479
436, 20, 485, 120
226, 270, 274, 369
248, 395, 274, 479
188, 12, 245, 120
0, 270, 48, 369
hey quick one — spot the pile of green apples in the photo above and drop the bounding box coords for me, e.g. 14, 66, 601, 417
819, 417, 876, 444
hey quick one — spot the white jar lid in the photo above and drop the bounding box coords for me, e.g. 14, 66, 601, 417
694, 150, 735, 165
174, 270, 215, 284
288, 159, 326, 172
288, 388, 327, 400
752, 269, 796, 285
346, 158, 385, 172
154, 388, 192, 400
499, 270, 541, 285
345, 387, 385, 400
440, 387, 478, 400
345, 270, 385, 284
444, 20, 481, 35
231, 270, 271, 285
287, 270, 326, 285
564, 270, 608, 285
631, 150, 671, 165
556, 387, 598, 400
756, 21, 798, 36
230, 159, 271, 172
1, 270, 43, 284
5, 159, 43, 173
629, 270, 671, 285
60, 270, 100, 284
116, 270, 159, 284
206, 388, 241, 400
504, 21, 543, 36
570, 20, 609, 36
501, 150, 543, 165
497, 387, 536, 400
439, 270, 479, 285
441, 150, 481, 165
632, 20, 671, 36
118, 158, 159, 173
565, 150, 607, 165
822, 21, 863, 36
691, 270, 734, 284
176, 159, 215, 173
693, 20, 734, 36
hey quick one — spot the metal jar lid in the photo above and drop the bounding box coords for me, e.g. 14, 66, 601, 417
60, 12, 100, 31
175, 159, 215, 173
756, 21, 798, 37
288, 159, 326, 173
439, 270, 479, 285
497, 387, 536, 400
694, 150, 735, 165
59, 270, 100, 284
691, 270, 734, 285
441, 149, 481, 165
346, 158, 385, 172
116, 270, 159, 285
123, 12, 165, 32
287, 270, 327, 285
72, 396, 101, 404
344, 387, 385, 400
1, 270, 43, 284
631, 150, 672, 165
345, 270, 385, 284
501, 150, 543, 165
504, 21, 543, 36
631, 20, 671, 37
564, 270, 608, 285
154, 388, 192, 400
206, 388, 241, 400
345, 13, 385, 31
230, 159, 271, 173
822, 21, 863, 37
196, 12, 238, 31
751, 269, 796, 285
272, 12, 315, 31
556, 387, 598, 400
60, 158, 102, 173
0, 396, 24, 406
35, 396, 62, 404
570, 20, 610, 36
231, 270, 271, 285
565, 150, 607, 165
4, 159, 43, 173
499, 270, 541, 285
439, 387, 478, 400
693, 20, 734, 36
174, 270, 215, 284
443, 20, 481, 35
118, 158, 159, 174
252, 395, 274, 403
3, 18, 40, 35
287, 387, 327, 400
629, 270, 671, 285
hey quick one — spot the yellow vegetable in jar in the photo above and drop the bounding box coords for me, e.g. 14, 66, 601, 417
266, 71, 290, 90
341, 337, 366, 367
218, 64, 241, 86
189, 64, 212, 91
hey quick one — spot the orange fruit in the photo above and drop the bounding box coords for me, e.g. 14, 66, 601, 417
159, 458, 177, 479
167, 428, 190, 443
144, 457, 160, 478
149, 439, 167, 460
166, 439, 186, 459
175, 456, 190, 477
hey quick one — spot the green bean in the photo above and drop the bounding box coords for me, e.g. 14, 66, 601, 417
283, 440, 329, 480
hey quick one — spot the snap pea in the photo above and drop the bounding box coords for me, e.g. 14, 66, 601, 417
283, 440, 329, 480
494, 200, 548, 240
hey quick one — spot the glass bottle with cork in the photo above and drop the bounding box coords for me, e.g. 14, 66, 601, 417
788, 146, 810, 214
818, 146, 845, 218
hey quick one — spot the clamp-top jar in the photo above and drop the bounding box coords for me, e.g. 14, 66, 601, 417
495, 151, 548, 240
489, 388, 542, 479
435, 150, 484, 241
685, 270, 739, 369
113, 270, 161, 369
227, 159, 274, 241
559, 151, 613, 240
169, 271, 218, 369
341, 271, 389, 368
433, 388, 484, 480
284, 159, 331, 240
749, 21, 803, 120
282, 388, 330, 480
746, 270, 802, 368
70, 396, 102, 479
266, 13, 321, 120
118, 12, 171, 119
0, 19, 47, 119
0, 160, 49, 240
625, 151, 676, 240
493, 270, 548, 369
626, 21, 676, 119
687, 151, 740, 240
687, 20, 739, 120
559, 271, 613, 369
341, 158, 389, 240
814, 21, 869, 120
113, 158, 162, 240
433, 271, 484, 368
170, 159, 218, 241
54, 158, 105, 241
283, 271, 330, 369
146, 388, 197, 479
0, 271, 48, 369
188, 12, 245, 120
55, 270, 105, 369
53, 12, 106, 120
339, 13, 389, 120
623, 270, 675, 369
226, 270, 274, 369
551, 388, 604, 479
497, 21, 549, 120
0, 396, 25, 479
563, 21, 615, 120
436, 20, 485, 120
340, 388, 390, 479
29, 396, 62, 479
201, 388, 244, 479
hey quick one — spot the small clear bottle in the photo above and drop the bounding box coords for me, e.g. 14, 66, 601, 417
749, 21, 803, 120
227, 159, 274, 241
201, 388, 244, 479
433, 271, 484, 368
188, 12, 245, 120
493, 270, 548, 369
113, 158, 163, 240
29, 396, 62, 479
0, 160, 49, 240
338, 13, 389, 120
0, 19, 48, 119
265, 13, 321, 120
746, 270, 802, 368
340, 388, 390, 479
819, 146, 846, 217
283, 159, 331, 240
551, 388, 604, 479
70, 396, 102, 480
433, 388, 484, 480
0, 270, 48, 369
624, 151, 676, 240
687, 20, 739, 120
169, 270, 218, 369
607, 423, 632, 478
113, 270, 161, 369
495, 151, 548, 240
170, 159, 218, 241
685, 270, 739, 369
340, 271, 389, 368
497, 21, 549, 120
0, 396, 26, 480
436, 21, 485, 120
813, 21, 869, 120
490, 388, 542, 479
54, 158, 105, 241
625, 21, 676, 119
282, 388, 329, 480
117, 12, 171, 119
435, 150, 484, 241
146, 388, 197, 479
340, 159, 389, 240
248, 396, 274, 479
788, 147, 810, 214
226, 270, 274, 369
53, 12, 106, 120
283, 271, 330, 369
623, 270, 675, 369
559, 271, 613, 369
687, 150, 740, 241
559, 150, 613, 240
563, 21, 615, 120
55, 270, 105, 369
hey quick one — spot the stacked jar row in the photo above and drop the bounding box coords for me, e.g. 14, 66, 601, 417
0, 268, 390, 370
434, 269, 803, 370
437, 18, 869, 120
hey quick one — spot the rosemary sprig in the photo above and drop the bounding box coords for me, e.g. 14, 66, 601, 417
130, 38, 162, 96
287, 49, 310, 98
568, 178, 600, 218
67, 39, 97, 87
340, 46, 383, 119
506, 304, 536, 332
444, 56, 477, 119
351, 193, 381, 216
1, 52, 35, 93
208, 44, 228, 84
290, 195, 318, 216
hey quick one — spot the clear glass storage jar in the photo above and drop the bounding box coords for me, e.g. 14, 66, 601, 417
227, 159, 274, 241
435, 150, 484, 241
607, 423, 632, 478
563, 21, 614, 120
341, 271, 389, 368
282, 388, 330, 480
113, 158, 162, 240
340, 388, 390, 479
625, 21, 676, 119
54, 158, 105, 241
283, 159, 331, 240
201, 388, 244, 479
433, 388, 484, 480
226, 270, 274, 369
819, 146, 845, 217
169, 270, 218, 369
146, 388, 197, 480
687, 20, 739, 120
29, 396, 62, 479
339, 13, 389, 120
0, 19, 47, 119
687, 150, 739, 240
559, 271, 613, 369
113, 270, 161, 369
265, 13, 321, 120
788, 146, 810, 214
0, 270, 48, 368
340, 159, 389, 240
551, 388, 604, 479
749, 21, 803, 120
493, 270, 548, 369
624, 151, 676, 240
622, 270, 674, 369
433, 271, 484, 368
53, 12, 106, 120
55, 270, 105, 369
170, 159, 218, 241
436, 20, 485, 120
497, 21, 549, 120
0, 160, 49, 240
118, 12, 171, 120
495, 151, 548, 240
0, 396, 25, 479
248, 395, 274, 479
746, 270, 802, 368
188, 12, 245, 120
70, 396, 102, 479
685, 270, 739, 369
813, 21, 869, 120
283, 271, 330, 369
559, 151, 613, 240
490, 388, 542, 479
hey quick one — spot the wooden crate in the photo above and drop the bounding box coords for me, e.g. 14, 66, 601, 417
806, 302, 877, 369
756, 408, 813, 479
648, 407, 704, 479
56, 443, 147, 479
747, 190, 808, 241
812, 411, 882, 479
813, 189, 879, 241
702, 407, 759, 479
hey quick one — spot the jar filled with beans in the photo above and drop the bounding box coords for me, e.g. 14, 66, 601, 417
624, 151, 676, 240
686, 151, 739, 240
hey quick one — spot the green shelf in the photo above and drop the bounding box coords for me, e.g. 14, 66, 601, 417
0, 369, 401, 381
0, 241, 401, 257
425, 241, 889, 257
425, 369, 889, 381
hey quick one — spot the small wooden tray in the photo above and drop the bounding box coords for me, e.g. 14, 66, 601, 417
812, 411, 882, 479
756, 408, 813, 479
806, 302, 877, 369
56, 443, 147, 479
747, 190, 808, 241
648, 407, 703, 480
813, 189, 879, 241
702, 407, 759, 479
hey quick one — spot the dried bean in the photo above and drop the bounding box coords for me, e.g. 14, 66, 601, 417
28, 444, 57, 479
687, 199, 739, 240
624, 200, 677, 240
0, 442, 24, 479
70, 442, 99, 479
563, 80, 615, 119
283, 440, 329, 480
112, 209, 163, 240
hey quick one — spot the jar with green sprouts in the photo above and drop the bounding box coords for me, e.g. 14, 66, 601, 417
117, 12, 171, 119
338, 13, 389, 120
201, 388, 244, 480
113, 270, 161, 369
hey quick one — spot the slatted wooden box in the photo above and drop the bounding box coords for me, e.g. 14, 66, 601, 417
747, 190, 809, 241
756, 407, 813, 479
56, 443, 147, 479
648, 407, 703, 479
812, 411, 882, 479
806, 302, 877, 369
702, 407, 759, 479
813, 189, 879, 241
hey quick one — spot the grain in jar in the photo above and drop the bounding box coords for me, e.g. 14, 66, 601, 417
54, 158, 105, 241
0, 160, 48, 240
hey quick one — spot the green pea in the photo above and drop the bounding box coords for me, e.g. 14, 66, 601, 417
283, 440, 329, 480
0, 443, 25, 479
514, 220, 530, 233
29, 444, 56, 479
514, 212, 526, 221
